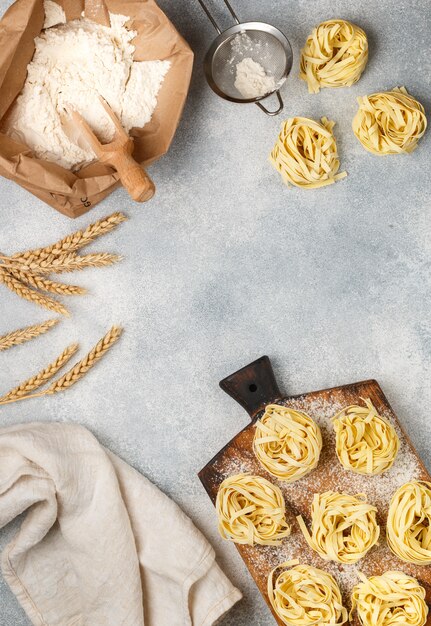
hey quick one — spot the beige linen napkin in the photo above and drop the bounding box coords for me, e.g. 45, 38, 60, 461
0, 422, 242, 626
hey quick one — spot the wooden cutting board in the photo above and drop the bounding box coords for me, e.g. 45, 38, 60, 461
198, 356, 431, 625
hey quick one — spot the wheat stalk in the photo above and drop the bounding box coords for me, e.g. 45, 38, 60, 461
47, 326, 122, 393
0, 318, 59, 352
7, 267, 86, 296
12, 212, 127, 264
1, 252, 121, 275
0, 326, 122, 406
0, 343, 78, 402
0, 268, 69, 315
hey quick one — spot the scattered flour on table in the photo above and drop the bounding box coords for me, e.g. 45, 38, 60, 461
2, 1, 170, 170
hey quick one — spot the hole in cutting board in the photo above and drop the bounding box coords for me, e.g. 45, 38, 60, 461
249, 383, 257, 392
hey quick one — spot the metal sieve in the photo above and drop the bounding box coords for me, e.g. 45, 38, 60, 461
197, 0, 293, 115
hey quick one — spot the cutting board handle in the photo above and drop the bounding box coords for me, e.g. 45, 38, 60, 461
219, 355, 281, 420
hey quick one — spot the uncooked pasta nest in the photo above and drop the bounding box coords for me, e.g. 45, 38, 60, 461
332, 398, 400, 475
352, 87, 427, 155
253, 404, 322, 483
350, 571, 428, 626
268, 560, 348, 626
269, 117, 347, 189
300, 19, 368, 94
297, 491, 380, 564
215, 473, 291, 546
387, 480, 431, 564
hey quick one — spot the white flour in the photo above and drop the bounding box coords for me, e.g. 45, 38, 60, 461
43, 0, 65, 28
3, 2, 170, 170
213, 393, 423, 604
234, 57, 276, 99
229, 32, 276, 99
230, 32, 254, 56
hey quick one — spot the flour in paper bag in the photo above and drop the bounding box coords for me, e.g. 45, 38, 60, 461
3, 1, 170, 170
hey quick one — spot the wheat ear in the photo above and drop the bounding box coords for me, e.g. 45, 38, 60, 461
47, 326, 122, 393
0, 343, 78, 402
7, 267, 86, 296
0, 268, 69, 315
2, 252, 121, 275
0, 318, 59, 352
0, 326, 122, 406
12, 212, 127, 264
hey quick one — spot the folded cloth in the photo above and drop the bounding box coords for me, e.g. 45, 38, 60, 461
0, 422, 241, 626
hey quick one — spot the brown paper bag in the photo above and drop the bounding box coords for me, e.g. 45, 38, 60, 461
0, 0, 193, 217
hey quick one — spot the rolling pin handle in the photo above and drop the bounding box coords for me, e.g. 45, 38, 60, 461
219, 355, 281, 420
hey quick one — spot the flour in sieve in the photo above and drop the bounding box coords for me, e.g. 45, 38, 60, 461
234, 57, 276, 99
228, 33, 276, 98
3, 3, 170, 170
230, 32, 254, 55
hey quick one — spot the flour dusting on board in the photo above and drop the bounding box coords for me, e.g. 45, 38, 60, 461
218, 393, 420, 510
286, 394, 421, 509
210, 385, 424, 612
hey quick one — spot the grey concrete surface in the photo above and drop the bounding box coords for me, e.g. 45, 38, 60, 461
0, 0, 430, 624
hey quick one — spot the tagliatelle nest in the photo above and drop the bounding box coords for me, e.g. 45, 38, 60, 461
216, 473, 291, 546
350, 571, 428, 626
300, 19, 368, 94
253, 404, 322, 482
332, 398, 400, 475
268, 561, 348, 626
270, 116, 347, 189
352, 87, 427, 155
297, 491, 380, 564
387, 481, 431, 564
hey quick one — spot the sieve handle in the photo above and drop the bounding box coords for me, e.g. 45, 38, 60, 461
196, 0, 222, 33
222, 0, 240, 24
196, 0, 240, 33
255, 90, 284, 116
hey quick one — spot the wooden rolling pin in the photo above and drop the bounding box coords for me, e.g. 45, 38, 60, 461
69, 98, 155, 203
